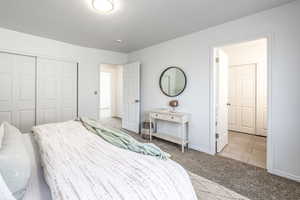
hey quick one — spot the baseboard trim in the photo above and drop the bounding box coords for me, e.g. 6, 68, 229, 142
269, 168, 300, 183
189, 144, 212, 155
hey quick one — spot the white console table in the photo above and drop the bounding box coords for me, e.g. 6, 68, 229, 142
149, 109, 190, 152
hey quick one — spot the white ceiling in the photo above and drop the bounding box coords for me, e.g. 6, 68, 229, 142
0, 0, 294, 53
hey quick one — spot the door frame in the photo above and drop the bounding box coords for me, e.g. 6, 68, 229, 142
98, 63, 115, 120
98, 63, 125, 120
209, 33, 273, 172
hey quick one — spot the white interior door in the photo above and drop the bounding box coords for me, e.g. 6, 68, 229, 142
37, 58, 77, 125
122, 62, 140, 133
0, 52, 36, 133
216, 49, 229, 153
228, 64, 256, 134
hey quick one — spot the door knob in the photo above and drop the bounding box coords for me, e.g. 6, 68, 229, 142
134, 99, 140, 103
227, 103, 231, 106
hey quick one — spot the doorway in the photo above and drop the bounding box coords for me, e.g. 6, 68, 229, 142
99, 64, 123, 127
214, 38, 268, 168
99, 62, 141, 133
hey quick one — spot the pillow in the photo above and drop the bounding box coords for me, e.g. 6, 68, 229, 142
0, 123, 4, 148
0, 122, 31, 200
0, 172, 16, 200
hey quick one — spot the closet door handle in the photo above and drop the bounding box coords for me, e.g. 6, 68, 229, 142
227, 103, 231, 106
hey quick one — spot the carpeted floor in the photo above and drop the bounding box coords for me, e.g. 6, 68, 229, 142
101, 117, 300, 200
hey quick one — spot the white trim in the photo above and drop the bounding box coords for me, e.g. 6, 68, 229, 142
0, 48, 78, 64
189, 144, 212, 155
269, 169, 300, 183
209, 33, 274, 173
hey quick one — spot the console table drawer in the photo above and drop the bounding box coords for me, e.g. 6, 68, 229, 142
167, 115, 181, 123
150, 113, 181, 123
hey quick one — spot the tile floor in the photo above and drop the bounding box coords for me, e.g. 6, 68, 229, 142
218, 131, 267, 168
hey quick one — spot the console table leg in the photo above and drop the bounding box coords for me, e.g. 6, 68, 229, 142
149, 118, 152, 141
181, 123, 185, 153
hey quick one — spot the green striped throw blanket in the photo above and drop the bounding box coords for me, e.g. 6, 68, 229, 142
80, 117, 170, 160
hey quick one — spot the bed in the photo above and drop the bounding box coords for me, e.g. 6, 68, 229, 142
23, 133, 51, 200
20, 120, 197, 200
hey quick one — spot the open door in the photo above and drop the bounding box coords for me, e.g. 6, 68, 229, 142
216, 49, 229, 152
122, 62, 140, 133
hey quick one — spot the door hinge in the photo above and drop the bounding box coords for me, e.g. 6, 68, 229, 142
215, 121, 218, 126
215, 57, 219, 63
216, 133, 219, 139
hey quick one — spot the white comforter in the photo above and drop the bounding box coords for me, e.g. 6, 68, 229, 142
33, 121, 197, 200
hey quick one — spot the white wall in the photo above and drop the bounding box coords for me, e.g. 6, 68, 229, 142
99, 64, 123, 118
222, 39, 268, 136
116, 65, 123, 118
0, 27, 127, 119
128, 1, 300, 181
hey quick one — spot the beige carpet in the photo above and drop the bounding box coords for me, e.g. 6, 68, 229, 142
189, 172, 249, 200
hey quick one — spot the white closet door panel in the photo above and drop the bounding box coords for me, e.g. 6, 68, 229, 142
240, 107, 255, 130
18, 110, 35, 133
0, 52, 35, 132
61, 109, 76, 121
238, 65, 256, 134
0, 112, 12, 123
0, 75, 13, 108
37, 58, 60, 125
238, 67, 256, 107
40, 109, 58, 124
37, 58, 77, 125
0, 53, 13, 113
14, 55, 36, 132
14, 56, 36, 109
228, 64, 256, 134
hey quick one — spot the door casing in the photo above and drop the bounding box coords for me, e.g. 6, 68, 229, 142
209, 34, 272, 173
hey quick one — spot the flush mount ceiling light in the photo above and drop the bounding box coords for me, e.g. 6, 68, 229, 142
92, 0, 114, 13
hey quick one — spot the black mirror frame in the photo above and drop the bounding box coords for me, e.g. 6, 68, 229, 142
159, 66, 187, 97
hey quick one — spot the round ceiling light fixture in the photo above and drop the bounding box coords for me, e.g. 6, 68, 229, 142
92, 0, 114, 13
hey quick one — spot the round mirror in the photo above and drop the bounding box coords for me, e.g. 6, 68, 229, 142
159, 67, 187, 97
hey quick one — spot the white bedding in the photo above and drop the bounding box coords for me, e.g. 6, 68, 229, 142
22, 134, 51, 200
32, 121, 197, 200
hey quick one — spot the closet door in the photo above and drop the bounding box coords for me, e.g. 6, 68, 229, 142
228, 64, 256, 134
0, 52, 36, 132
37, 58, 77, 125
14, 55, 36, 132
238, 65, 256, 134
228, 67, 238, 131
